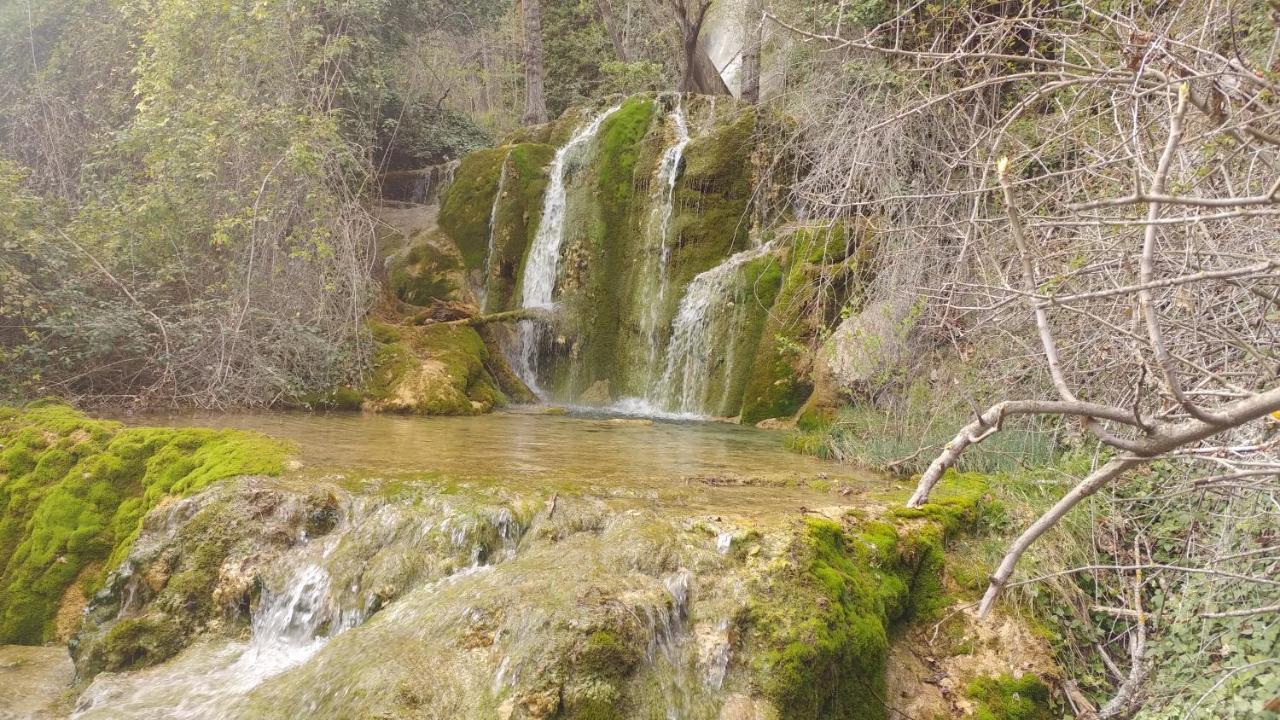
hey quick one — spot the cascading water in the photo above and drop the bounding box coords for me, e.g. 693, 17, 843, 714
637, 100, 692, 381
512, 105, 622, 396
652, 241, 776, 415
478, 154, 511, 312
73, 563, 348, 719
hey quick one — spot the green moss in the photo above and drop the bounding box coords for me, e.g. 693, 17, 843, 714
439, 147, 508, 270
887, 470, 998, 539
488, 143, 556, 313
0, 403, 288, 644
566, 96, 657, 398
740, 222, 877, 425
667, 109, 758, 293
743, 491, 985, 720
93, 614, 188, 672
558, 628, 640, 720
966, 674, 1054, 720
389, 240, 461, 306
363, 322, 507, 415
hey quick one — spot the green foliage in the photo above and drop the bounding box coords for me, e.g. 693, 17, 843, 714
0, 402, 287, 644
379, 99, 494, 167
0, 0, 503, 404
598, 61, 668, 97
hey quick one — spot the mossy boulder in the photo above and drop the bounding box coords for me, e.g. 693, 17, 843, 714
439, 147, 509, 271
72, 478, 343, 678
741, 472, 992, 719
740, 221, 877, 425
388, 236, 465, 306
0, 403, 287, 645
362, 322, 507, 415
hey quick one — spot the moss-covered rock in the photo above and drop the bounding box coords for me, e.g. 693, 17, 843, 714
439, 147, 509, 270
487, 143, 556, 313
389, 237, 464, 306
741, 472, 992, 719
740, 221, 877, 425
0, 403, 287, 645
362, 322, 507, 415
72, 478, 343, 677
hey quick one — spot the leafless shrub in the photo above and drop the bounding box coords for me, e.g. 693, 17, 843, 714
769, 1, 1280, 712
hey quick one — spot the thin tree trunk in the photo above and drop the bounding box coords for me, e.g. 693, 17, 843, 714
740, 0, 762, 103
521, 0, 548, 125
595, 0, 630, 62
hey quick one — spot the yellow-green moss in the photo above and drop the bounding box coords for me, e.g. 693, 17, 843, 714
0, 403, 287, 644
744, 512, 954, 720
966, 674, 1054, 720
363, 322, 506, 415
887, 470, 1000, 538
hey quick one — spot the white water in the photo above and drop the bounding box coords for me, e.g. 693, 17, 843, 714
74, 564, 346, 720
638, 100, 693, 382
513, 105, 622, 395
653, 242, 775, 415
479, 154, 511, 312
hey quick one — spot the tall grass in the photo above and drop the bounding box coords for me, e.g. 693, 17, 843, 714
787, 380, 1061, 476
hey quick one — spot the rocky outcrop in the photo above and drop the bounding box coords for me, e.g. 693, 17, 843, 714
67, 466, 1056, 720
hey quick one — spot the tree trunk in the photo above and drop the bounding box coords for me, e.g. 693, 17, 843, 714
669, 0, 729, 95
521, 0, 548, 125
739, 0, 762, 103
595, 0, 630, 62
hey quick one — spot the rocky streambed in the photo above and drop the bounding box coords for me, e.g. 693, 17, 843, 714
1, 406, 1056, 719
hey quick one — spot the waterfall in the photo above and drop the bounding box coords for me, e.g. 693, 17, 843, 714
654, 242, 775, 415
479, 154, 510, 312
512, 105, 622, 395
638, 101, 692, 382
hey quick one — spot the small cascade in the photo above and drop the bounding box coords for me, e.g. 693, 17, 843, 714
653, 242, 776, 415
513, 105, 622, 396
479, 155, 511, 312
250, 564, 337, 650
72, 562, 349, 720
637, 101, 692, 381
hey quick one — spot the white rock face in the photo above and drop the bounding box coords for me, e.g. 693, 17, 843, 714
819, 299, 908, 395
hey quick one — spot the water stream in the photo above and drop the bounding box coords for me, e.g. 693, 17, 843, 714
479, 152, 511, 312
651, 242, 776, 415
637, 101, 692, 384
47, 410, 890, 719
513, 105, 623, 395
